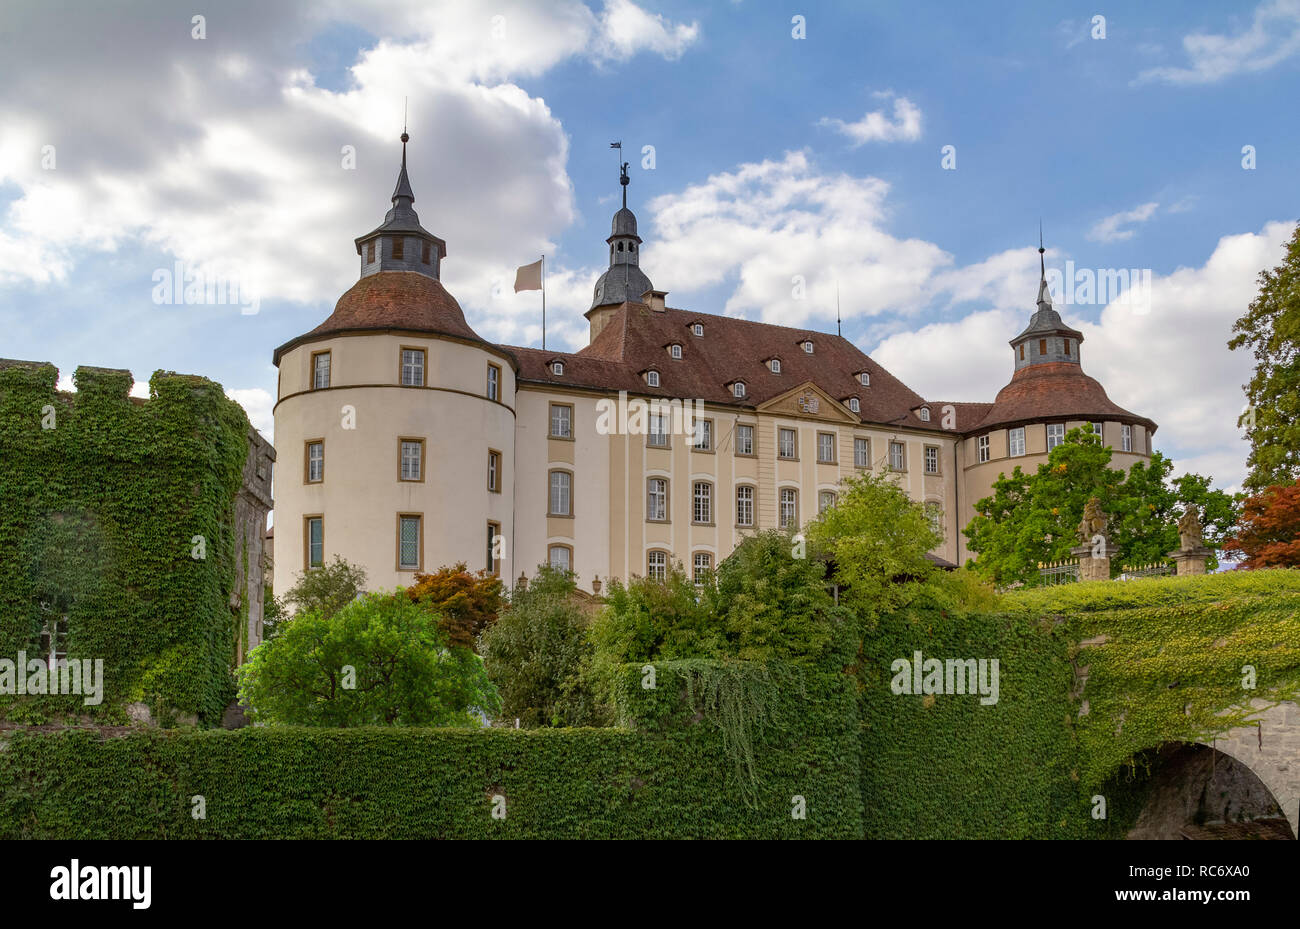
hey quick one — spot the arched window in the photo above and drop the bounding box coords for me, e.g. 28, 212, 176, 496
647, 370, 660, 387
669, 344, 682, 359
693, 323, 704, 337
552, 361, 564, 376
848, 397, 860, 413
769, 358, 781, 374
733, 382, 746, 399
803, 341, 813, 354
919, 407, 930, 422
859, 372, 870, 387
617, 242, 624, 252
647, 550, 668, 581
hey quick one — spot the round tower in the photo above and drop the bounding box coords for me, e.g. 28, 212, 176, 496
272, 134, 517, 596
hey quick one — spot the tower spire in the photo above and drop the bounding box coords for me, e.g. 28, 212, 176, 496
620, 160, 629, 209
1036, 221, 1051, 310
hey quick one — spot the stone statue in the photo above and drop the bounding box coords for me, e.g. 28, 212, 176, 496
1077, 496, 1109, 545
1177, 506, 1203, 551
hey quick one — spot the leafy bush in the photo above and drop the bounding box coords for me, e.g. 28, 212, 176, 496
237, 592, 500, 727
481, 566, 610, 727
277, 555, 368, 621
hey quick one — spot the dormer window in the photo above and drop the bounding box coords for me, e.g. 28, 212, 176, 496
859, 372, 870, 387
647, 370, 660, 387
769, 359, 781, 374
669, 344, 682, 360
802, 341, 813, 354
552, 361, 564, 376
692, 323, 704, 337
848, 397, 860, 413
918, 407, 930, 422
733, 382, 746, 399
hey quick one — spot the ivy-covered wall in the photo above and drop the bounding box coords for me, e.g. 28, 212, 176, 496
0, 360, 254, 726
0, 661, 861, 839
854, 570, 1300, 838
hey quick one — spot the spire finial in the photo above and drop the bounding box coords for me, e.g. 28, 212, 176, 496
1036, 221, 1052, 309
620, 161, 630, 209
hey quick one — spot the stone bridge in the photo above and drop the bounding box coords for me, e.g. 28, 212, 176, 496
1203, 700, 1300, 838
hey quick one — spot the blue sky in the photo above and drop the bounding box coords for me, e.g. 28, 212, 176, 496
1, 0, 1298, 490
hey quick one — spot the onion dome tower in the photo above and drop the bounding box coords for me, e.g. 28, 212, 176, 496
590, 160, 654, 310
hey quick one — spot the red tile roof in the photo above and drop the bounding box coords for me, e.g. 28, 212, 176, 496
511, 301, 942, 430
272, 271, 490, 364
969, 362, 1156, 433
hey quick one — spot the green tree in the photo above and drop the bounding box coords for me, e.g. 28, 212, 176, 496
806, 470, 942, 620
591, 560, 717, 665
480, 566, 610, 727
237, 591, 500, 727
1229, 223, 1300, 492
278, 555, 368, 620
964, 429, 1238, 586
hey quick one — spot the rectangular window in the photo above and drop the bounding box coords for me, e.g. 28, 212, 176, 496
400, 348, 425, 386
549, 403, 572, 439
306, 440, 324, 483
1039, 338, 1047, 355
817, 432, 836, 463
648, 413, 669, 447
488, 450, 501, 492
39, 615, 68, 662
392, 237, 404, 260
977, 435, 990, 463
422, 240, 432, 265
693, 552, 712, 583
366, 241, 376, 263
1047, 423, 1065, 450
1019, 344, 1025, 360
735, 424, 754, 456
549, 545, 571, 573
647, 478, 667, 521
305, 516, 323, 569
399, 439, 423, 481
693, 419, 713, 451
819, 491, 836, 513
398, 515, 421, 571
312, 351, 331, 390
647, 551, 667, 581
486, 522, 501, 575
736, 486, 754, 527
778, 427, 797, 459
779, 489, 798, 529
487, 364, 501, 401
854, 437, 870, 468
1009, 427, 1026, 457
549, 471, 572, 516
889, 441, 905, 472
1122, 424, 1133, 452
924, 445, 939, 474
693, 482, 712, 524
1091, 422, 1104, 439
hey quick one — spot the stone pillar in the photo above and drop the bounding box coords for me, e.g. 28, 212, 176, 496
1168, 546, 1211, 576
1071, 542, 1118, 582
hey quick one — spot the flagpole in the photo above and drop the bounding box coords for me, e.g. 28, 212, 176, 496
541, 254, 546, 351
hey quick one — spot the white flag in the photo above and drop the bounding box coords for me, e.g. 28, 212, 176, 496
514, 259, 542, 292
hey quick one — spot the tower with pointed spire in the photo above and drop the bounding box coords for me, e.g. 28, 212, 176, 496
589, 160, 654, 313
1009, 236, 1085, 371
354, 131, 447, 280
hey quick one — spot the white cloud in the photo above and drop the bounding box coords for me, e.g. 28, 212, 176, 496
0, 0, 698, 351
817, 92, 923, 146
1087, 202, 1160, 243
227, 388, 276, 440
644, 150, 950, 326
872, 221, 1298, 491
1137, 0, 1300, 85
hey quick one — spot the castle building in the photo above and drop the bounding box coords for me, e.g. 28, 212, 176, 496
271, 139, 1157, 594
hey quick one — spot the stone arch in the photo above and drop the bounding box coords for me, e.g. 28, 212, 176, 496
1200, 700, 1300, 838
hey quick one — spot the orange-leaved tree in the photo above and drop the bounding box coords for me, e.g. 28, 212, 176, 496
1223, 479, 1300, 569
406, 562, 504, 651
